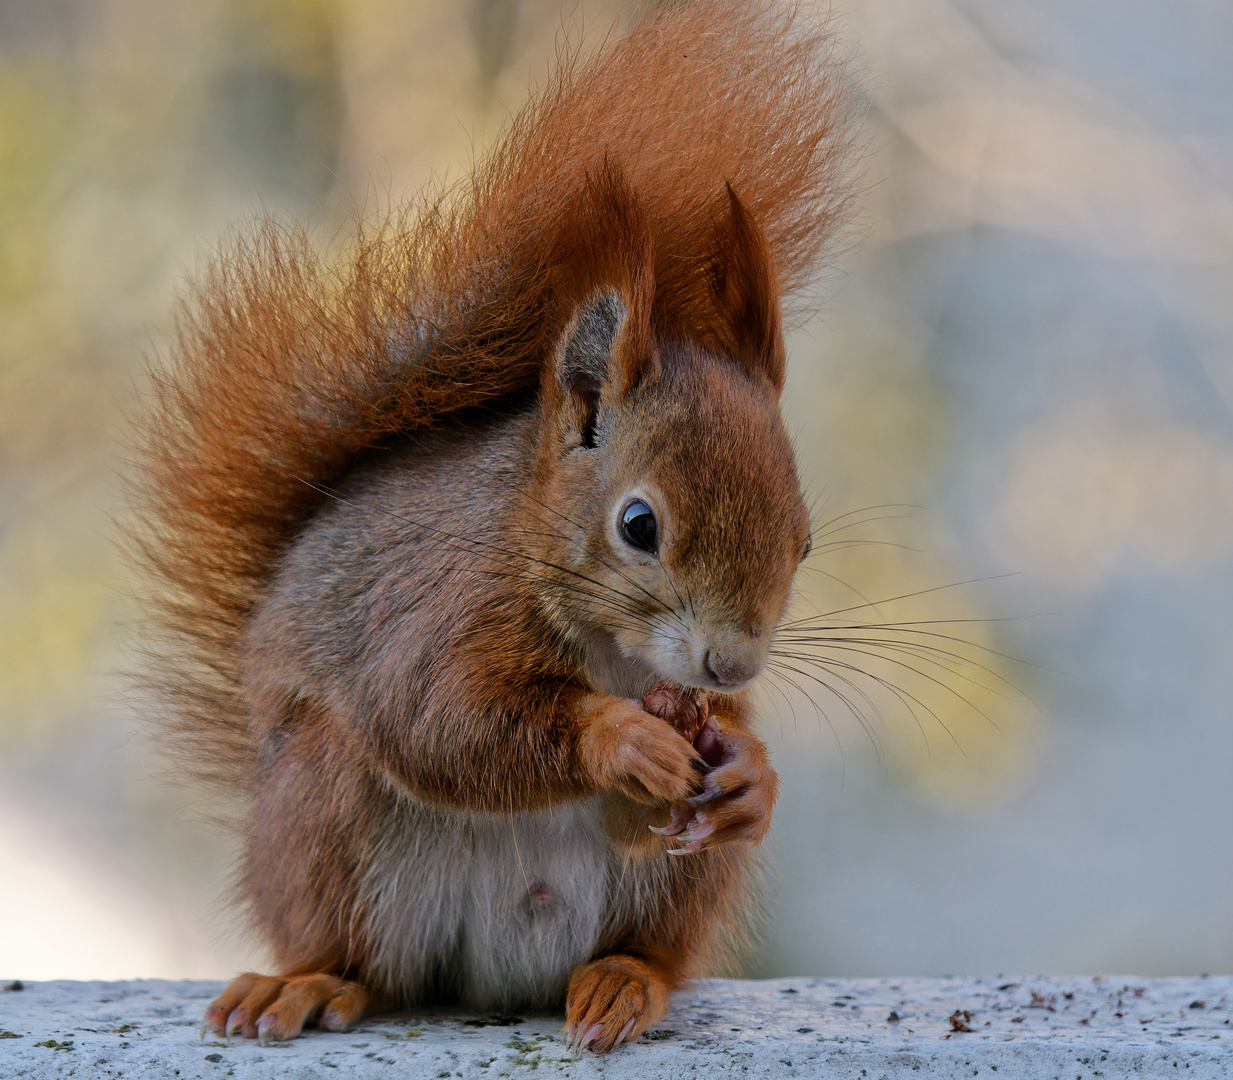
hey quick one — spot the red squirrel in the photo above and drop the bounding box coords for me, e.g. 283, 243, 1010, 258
131, 1, 856, 1054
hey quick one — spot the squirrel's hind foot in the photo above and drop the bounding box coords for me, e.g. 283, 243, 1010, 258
562, 954, 671, 1053
203, 971, 371, 1044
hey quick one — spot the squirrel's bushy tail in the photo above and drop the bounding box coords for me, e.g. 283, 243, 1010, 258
129, 0, 859, 793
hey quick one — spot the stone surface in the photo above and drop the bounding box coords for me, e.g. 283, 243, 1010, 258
0, 975, 1230, 1078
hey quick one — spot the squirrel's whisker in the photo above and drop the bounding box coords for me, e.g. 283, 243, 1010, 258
773, 643, 1000, 731
765, 656, 888, 761
774, 634, 1016, 693
777, 575, 1021, 626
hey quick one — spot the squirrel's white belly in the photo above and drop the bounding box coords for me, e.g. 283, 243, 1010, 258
359, 795, 610, 1010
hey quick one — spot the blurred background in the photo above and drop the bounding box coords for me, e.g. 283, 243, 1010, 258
0, 0, 1230, 981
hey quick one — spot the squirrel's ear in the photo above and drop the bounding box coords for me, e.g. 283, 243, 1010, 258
545, 164, 655, 438
709, 184, 786, 394
554, 290, 627, 446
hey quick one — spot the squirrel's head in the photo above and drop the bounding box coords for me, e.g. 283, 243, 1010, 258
531, 182, 808, 693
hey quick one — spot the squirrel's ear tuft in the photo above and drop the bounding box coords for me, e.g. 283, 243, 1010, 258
708, 184, 786, 394
544, 164, 655, 443
546, 163, 655, 403
554, 291, 626, 447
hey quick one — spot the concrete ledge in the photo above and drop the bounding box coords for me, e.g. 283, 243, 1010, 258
1, 976, 1230, 1078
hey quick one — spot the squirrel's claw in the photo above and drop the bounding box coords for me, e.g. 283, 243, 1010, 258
648, 802, 692, 836
257, 1013, 276, 1047
224, 1009, 245, 1044
563, 1020, 595, 1052
685, 777, 722, 805
667, 814, 715, 855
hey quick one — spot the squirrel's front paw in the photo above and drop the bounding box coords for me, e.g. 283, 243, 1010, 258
576, 694, 704, 804
202, 972, 370, 1044
653, 717, 778, 855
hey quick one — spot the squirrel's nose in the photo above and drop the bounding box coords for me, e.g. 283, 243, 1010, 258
705, 650, 755, 688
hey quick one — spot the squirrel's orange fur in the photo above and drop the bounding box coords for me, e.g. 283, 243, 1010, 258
131, 0, 858, 1053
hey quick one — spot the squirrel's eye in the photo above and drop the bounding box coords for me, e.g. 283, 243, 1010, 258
620, 500, 658, 554
802, 535, 812, 561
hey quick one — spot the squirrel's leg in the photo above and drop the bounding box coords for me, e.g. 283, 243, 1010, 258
563, 842, 757, 1053
563, 693, 774, 1053
564, 837, 760, 1053
203, 972, 372, 1044
200, 700, 388, 1044
378, 679, 706, 812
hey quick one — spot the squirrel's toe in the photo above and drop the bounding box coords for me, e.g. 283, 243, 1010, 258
205, 971, 371, 1042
